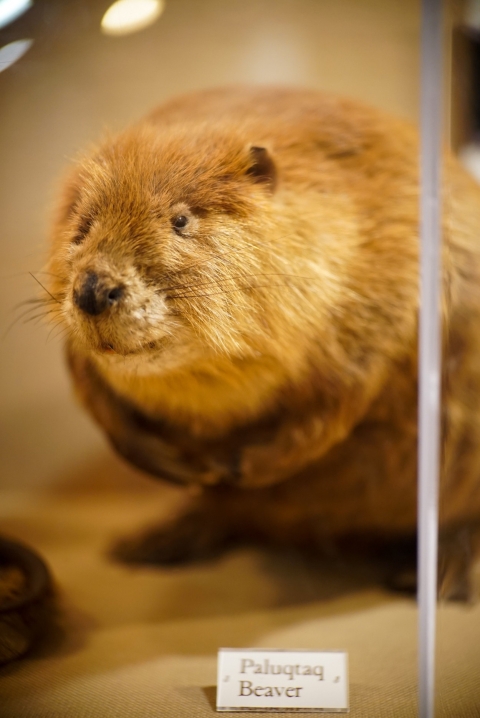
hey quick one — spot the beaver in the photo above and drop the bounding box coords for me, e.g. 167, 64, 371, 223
46, 86, 480, 599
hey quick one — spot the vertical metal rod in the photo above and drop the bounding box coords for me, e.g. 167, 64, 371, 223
418, 0, 443, 716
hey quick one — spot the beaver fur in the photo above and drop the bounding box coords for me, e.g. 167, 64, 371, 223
47, 87, 480, 599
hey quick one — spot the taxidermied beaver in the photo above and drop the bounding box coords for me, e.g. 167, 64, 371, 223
46, 87, 480, 599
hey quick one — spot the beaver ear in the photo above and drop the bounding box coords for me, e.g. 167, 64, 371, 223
246, 146, 277, 191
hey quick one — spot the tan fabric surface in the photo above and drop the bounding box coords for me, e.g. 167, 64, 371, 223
0, 459, 479, 717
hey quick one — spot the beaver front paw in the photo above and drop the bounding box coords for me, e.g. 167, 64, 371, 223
109, 501, 235, 566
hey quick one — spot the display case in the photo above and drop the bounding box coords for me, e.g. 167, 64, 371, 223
1, 1, 479, 716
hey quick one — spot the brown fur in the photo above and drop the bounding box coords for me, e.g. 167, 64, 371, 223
47, 87, 480, 599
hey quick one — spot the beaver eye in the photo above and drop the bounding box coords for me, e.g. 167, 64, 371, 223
73, 215, 93, 245
172, 215, 189, 232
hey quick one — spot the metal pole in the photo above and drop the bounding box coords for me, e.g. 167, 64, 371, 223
418, 0, 443, 716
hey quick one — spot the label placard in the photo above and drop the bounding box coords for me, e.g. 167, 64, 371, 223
216, 648, 348, 712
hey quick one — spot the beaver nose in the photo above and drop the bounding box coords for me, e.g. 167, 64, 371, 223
73, 271, 124, 316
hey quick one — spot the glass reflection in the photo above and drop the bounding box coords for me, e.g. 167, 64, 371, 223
0, 38, 32, 73
0, 0, 32, 30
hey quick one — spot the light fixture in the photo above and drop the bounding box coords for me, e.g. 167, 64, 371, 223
0, 0, 32, 30
101, 0, 164, 37
0, 38, 33, 73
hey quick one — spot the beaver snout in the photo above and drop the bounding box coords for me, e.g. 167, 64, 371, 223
73, 271, 124, 317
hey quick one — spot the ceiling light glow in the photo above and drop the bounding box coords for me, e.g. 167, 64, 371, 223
0, 0, 33, 30
101, 0, 164, 37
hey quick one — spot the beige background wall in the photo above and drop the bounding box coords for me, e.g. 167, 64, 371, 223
0, 0, 420, 489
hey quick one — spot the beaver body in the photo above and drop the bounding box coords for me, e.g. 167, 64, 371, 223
48, 87, 480, 597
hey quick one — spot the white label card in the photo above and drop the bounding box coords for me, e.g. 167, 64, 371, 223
216, 648, 349, 712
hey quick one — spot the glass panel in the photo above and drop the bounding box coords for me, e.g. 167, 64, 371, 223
1, 2, 453, 716
435, 1, 480, 715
